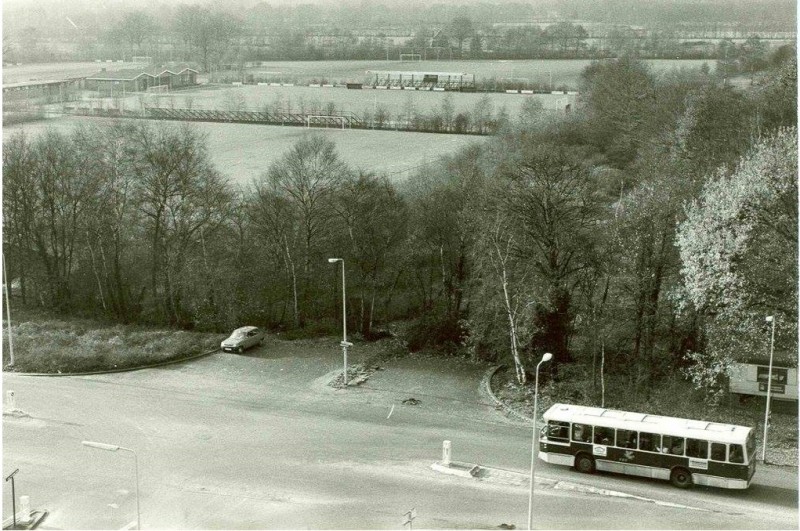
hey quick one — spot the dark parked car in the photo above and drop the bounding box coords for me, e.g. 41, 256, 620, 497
221, 326, 265, 353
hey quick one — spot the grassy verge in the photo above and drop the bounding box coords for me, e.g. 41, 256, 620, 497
491, 365, 798, 467
2, 308, 225, 374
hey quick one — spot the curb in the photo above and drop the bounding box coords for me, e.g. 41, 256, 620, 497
431, 463, 709, 511
5, 348, 220, 377
2, 509, 48, 530
430, 461, 479, 478
481, 365, 533, 424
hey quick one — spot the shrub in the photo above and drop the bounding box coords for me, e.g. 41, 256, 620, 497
405, 312, 467, 354
3, 313, 224, 373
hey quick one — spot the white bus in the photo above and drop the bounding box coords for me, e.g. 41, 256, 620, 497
538, 403, 756, 489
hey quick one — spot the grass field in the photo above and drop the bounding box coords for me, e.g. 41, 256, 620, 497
4, 59, 711, 184
142, 84, 577, 117
3, 117, 486, 184
2, 60, 146, 85
226, 58, 713, 88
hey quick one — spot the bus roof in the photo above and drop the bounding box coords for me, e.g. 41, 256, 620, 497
543, 403, 753, 445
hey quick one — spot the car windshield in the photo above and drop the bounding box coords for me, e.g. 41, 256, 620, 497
230, 329, 250, 339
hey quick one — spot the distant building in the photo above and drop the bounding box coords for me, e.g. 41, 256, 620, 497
84, 64, 198, 94
2, 78, 83, 104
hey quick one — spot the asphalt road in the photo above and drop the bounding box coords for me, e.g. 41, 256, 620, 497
2, 340, 798, 529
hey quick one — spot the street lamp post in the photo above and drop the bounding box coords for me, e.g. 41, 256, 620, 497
527, 352, 553, 531
328, 258, 351, 386
761, 315, 776, 463
3, 253, 14, 366
82, 441, 140, 530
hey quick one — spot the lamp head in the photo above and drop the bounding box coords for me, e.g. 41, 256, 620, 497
82, 441, 120, 452
328, 258, 341, 263
542, 352, 553, 363
766, 315, 774, 323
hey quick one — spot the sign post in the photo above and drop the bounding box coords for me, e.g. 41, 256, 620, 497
5, 469, 19, 529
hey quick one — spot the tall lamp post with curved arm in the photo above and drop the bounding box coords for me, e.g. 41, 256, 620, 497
328, 258, 352, 386
761, 315, 777, 462
82, 441, 140, 530
527, 352, 553, 531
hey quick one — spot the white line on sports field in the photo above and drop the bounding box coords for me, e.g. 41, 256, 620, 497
387, 404, 395, 419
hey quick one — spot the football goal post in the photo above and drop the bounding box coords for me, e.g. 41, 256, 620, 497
306, 115, 347, 129
399, 53, 422, 62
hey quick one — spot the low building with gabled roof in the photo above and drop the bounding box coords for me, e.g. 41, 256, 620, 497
84, 64, 198, 94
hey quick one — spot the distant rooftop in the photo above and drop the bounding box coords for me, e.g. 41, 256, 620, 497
2, 60, 149, 87
86, 64, 198, 81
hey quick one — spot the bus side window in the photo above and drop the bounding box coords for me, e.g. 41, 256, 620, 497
639, 432, 661, 452
594, 426, 615, 446
663, 435, 685, 455
686, 438, 708, 459
710, 442, 727, 462
616, 429, 637, 449
572, 423, 592, 443
547, 421, 570, 441
729, 444, 744, 463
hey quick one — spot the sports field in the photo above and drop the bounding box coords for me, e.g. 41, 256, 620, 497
2, 61, 147, 85
2, 117, 486, 184
142, 84, 577, 118
4, 59, 711, 184
228, 58, 712, 87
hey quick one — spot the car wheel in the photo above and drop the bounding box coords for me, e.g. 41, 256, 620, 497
670, 467, 693, 489
575, 453, 595, 474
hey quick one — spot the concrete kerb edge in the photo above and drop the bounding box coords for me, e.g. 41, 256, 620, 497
5, 348, 221, 377
430, 461, 480, 478
481, 364, 534, 424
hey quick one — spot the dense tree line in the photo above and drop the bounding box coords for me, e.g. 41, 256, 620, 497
4, 53, 796, 401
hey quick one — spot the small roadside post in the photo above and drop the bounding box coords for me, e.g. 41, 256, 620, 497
403, 508, 417, 530
5, 469, 19, 529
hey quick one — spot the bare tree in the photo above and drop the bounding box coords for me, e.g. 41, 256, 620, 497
263, 134, 349, 324
116, 10, 159, 54
251, 184, 303, 328
132, 123, 233, 324
448, 16, 474, 57
332, 171, 408, 336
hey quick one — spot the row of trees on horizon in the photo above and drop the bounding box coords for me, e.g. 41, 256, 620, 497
3, 54, 797, 402
4, 1, 795, 69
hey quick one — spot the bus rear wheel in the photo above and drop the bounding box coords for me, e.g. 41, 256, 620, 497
670, 467, 693, 489
575, 453, 595, 474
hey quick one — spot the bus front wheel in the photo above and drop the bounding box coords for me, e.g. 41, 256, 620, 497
575, 453, 595, 474
670, 467, 693, 489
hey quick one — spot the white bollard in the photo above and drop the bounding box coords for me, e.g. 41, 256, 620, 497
6, 390, 15, 410
442, 440, 452, 466
19, 495, 31, 523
